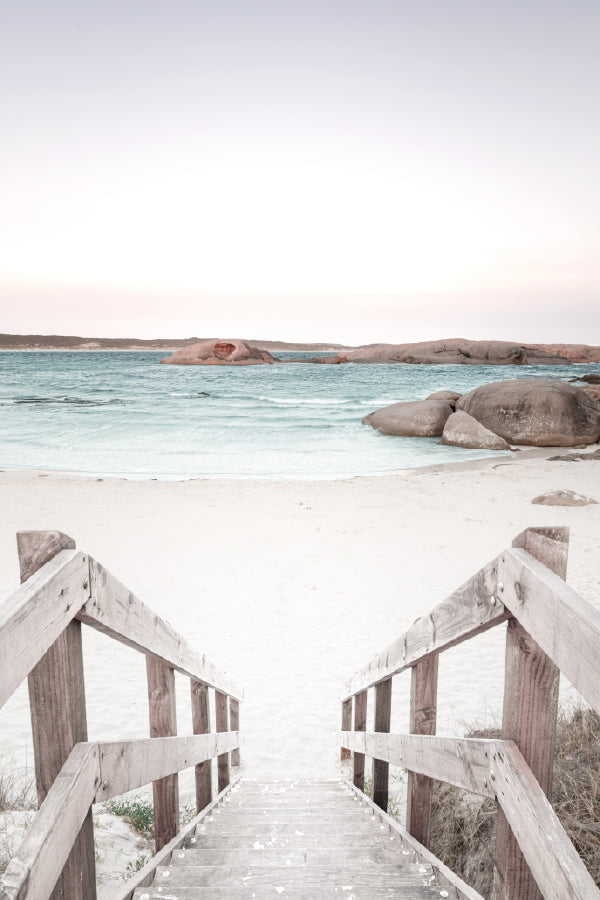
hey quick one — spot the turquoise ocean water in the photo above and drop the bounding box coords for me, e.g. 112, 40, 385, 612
0, 352, 596, 479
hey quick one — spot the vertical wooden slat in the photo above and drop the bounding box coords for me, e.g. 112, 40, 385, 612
147, 658, 179, 851
493, 527, 569, 900
18, 530, 97, 900
230, 698, 240, 766
341, 698, 352, 761
372, 678, 392, 811
406, 653, 439, 847
353, 690, 367, 791
215, 691, 230, 792
191, 680, 212, 812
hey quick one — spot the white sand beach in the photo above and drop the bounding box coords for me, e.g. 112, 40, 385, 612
1, 449, 599, 792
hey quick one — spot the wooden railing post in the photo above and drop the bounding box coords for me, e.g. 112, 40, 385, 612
406, 654, 439, 847
191, 681, 212, 812
340, 698, 352, 761
353, 690, 367, 790
372, 679, 392, 810
230, 698, 240, 766
17, 530, 97, 900
215, 691, 230, 792
493, 526, 569, 900
147, 658, 179, 850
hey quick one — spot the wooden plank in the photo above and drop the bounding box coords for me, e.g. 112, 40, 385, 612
215, 691, 230, 792
342, 557, 505, 698
407, 654, 438, 847
497, 544, 600, 716
352, 690, 367, 791
372, 679, 391, 811
19, 531, 96, 900
345, 778, 483, 900
494, 527, 567, 900
0, 743, 100, 900
493, 742, 598, 900
0, 549, 88, 710
230, 698, 240, 766
94, 732, 240, 801
191, 680, 212, 812
147, 658, 179, 851
80, 559, 242, 699
111, 776, 241, 900
340, 732, 496, 798
340, 698, 352, 761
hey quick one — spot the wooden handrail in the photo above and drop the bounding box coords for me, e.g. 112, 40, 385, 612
340, 527, 600, 899
341, 557, 507, 699
0, 734, 240, 900
0, 530, 244, 900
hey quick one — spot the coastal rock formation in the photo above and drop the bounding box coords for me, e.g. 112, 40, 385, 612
340, 339, 575, 365
362, 399, 453, 437
440, 411, 510, 450
160, 339, 276, 366
457, 379, 600, 447
532, 489, 598, 507
426, 390, 462, 408
307, 340, 600, 366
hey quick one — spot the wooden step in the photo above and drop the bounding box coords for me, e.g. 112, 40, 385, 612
131, 779, 458, 900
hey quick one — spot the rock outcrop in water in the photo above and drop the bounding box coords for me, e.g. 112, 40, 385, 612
456, 379, 600, 447
363, 378, 600, 449
160, 339, 277, 366
335, 339, 600, 365
362, 399, 454, 437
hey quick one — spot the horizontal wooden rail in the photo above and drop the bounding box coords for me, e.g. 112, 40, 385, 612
498, 547, 600, 716
0, 549, 89, 710
79, 559, 242, 699
339, 733, 599, 899
342, 557, 506, 699
340, 732, 496, 798
0, 732, 240, 900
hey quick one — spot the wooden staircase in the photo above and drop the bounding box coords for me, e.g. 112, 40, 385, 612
132, 779, 456, 899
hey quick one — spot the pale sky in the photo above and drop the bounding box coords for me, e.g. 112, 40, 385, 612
1, 0, 599, 344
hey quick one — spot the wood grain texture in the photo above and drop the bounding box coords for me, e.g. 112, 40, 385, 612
215, 691, 230, 793
345, 779, 483, 900
372, 679, 392, 811
340, 698, 352, 762
492, 742, 598, 900
342, 557, 505, 698
111, 776, 241, 900
230, 698, 240, 766
0, 743, 99, 900
191, 680, 212, 812
497, 545, 600, 716
19, 531, 96, 900
94, 732, 241, 801
493, 528, 567, 900
81, 559, 242, 699
340, 732, 496, 798
0, 549, 88, 710
407, 654, 438, 847
352, 690, 367, 791
147, 658, 180, 851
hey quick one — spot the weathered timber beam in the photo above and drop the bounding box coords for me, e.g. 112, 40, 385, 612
79, 559, 243, 699
0, 550, 89, 710
341, 557, 506, 698
498, 547, 600, 717
339, 732, 496, 798
0, 743, 100, 900
95, 731, 241, 801
492, 742, 599, 900
111, 775, 242, 900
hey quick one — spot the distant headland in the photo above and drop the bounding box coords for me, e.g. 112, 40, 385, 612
2, 334, 600, 365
